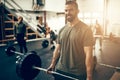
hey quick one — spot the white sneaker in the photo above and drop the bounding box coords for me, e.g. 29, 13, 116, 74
16, 56, 20, 59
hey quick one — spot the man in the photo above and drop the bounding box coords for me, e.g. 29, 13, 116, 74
47, 1, 94, 80
93, 20, 103, 50
14, 16, 28, 54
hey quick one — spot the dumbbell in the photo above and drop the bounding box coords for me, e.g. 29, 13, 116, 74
5, 46, 79, 80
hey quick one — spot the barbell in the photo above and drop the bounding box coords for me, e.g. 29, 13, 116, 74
99, 63, 120, 71
5, 46, 79, 80
5, 46, 24, 56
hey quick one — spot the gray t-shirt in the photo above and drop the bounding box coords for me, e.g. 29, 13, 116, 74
56, 21, 94, 76
14, 22, 26, 35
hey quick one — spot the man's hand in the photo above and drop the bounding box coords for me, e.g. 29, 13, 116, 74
46, 64, 55, 74
87, 76, 92, 80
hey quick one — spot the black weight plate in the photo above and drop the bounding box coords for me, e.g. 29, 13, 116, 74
5, 46, 16, 56
42, 40, 49, 48
16, 53, 41, 80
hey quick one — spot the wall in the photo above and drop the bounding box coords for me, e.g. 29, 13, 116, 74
107, 0, 120, 36
2, 0, 65, 12
2, 0, 104, 31
44, 0, 65, 12
77, 0, 104, 12
46, 12, 65, 33
1, 0, 65, 33
77, 0, 104, 33
2, 0, 120, 36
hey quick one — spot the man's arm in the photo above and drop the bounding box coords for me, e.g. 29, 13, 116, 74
84, 46, 93, 80
47, 44, 60, 72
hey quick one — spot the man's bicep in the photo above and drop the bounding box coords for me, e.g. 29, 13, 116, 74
84, 46, 93, 55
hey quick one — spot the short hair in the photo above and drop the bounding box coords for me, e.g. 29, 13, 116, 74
65, 1, 78, 9
18, 16, 23, 21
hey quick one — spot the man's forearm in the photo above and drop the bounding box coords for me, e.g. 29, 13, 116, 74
51, 54, 59, 67
84, 47, 93, 80
51, 44, 60, 66
86, 57, 93, 77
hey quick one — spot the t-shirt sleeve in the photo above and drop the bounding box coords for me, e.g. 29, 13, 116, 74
83, 27, 94, 46
56, 27, 65, 44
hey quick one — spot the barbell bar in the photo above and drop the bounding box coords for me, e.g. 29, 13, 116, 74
5, 46, 24, 56
99, 63, 120, 70
33, 66, 79, 80
10, 49, 24, 55
5, 46, 79, 80
16, 51, 79, 80
5, 46, 37, 56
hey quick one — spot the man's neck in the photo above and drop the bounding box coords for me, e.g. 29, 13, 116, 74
69, 18, 80, 27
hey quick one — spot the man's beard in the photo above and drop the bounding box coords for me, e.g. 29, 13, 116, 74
66, 15, 75, 22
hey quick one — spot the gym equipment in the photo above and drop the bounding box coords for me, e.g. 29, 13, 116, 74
99, 63, 120, 80
42, 40, 49, 48
16, 53, 41, 80
110, 71, 120, 80
16, 54, 79, 80
99, 63, 120, 71
5, 46, 79, 80
5, 46, 24, 56
5, 46, 38, 57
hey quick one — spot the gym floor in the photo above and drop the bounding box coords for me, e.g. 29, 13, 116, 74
0, 38, 120, 80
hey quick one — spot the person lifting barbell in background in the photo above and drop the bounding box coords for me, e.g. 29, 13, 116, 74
14, 16, 28, 56
47, 1, 94, 80
92, 20, 103, 50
